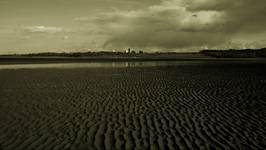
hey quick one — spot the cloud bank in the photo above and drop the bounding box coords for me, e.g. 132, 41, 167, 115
1, 0, 266, 53
79, 0, 266, 51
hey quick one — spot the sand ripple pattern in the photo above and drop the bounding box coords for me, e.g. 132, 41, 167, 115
0, 62, 266, 150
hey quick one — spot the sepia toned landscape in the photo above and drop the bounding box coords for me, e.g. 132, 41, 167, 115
1, 0, 266, 149
0, 60, 266, 149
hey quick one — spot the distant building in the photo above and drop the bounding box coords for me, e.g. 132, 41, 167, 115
126, 48, 131, 53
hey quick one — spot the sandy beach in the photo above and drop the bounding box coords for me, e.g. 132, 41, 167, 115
0, 61, 265, 149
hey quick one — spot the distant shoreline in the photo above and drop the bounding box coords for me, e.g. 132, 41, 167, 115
0, 55, 266, 65
1, 49, 266, 64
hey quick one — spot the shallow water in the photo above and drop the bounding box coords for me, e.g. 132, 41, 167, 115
0, 60, 265, 70
0, 61, 202, 69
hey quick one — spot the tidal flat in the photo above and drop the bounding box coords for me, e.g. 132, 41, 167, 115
0, 61, 265, 150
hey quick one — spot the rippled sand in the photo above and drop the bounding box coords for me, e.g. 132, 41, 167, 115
0, 62, 265, 149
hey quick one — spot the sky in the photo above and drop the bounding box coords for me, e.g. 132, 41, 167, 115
1, 0, 266, 54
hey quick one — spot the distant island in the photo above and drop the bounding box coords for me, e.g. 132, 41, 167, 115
200, 48, 266, 58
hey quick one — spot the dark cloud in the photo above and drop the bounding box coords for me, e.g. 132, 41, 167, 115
98, 0, 266, 50
99, 0, 228, 50
187, 0, 266, 32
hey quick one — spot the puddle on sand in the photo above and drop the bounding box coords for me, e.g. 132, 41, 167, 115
0, 61, 204, 70
1, 60, 264, 70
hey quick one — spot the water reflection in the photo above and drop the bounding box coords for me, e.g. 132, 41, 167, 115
0, 61, 201, 70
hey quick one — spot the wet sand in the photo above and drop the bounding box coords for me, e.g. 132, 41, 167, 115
0, 61, 266, 149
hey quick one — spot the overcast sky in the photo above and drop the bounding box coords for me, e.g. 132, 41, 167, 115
1, 0, 266, 54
